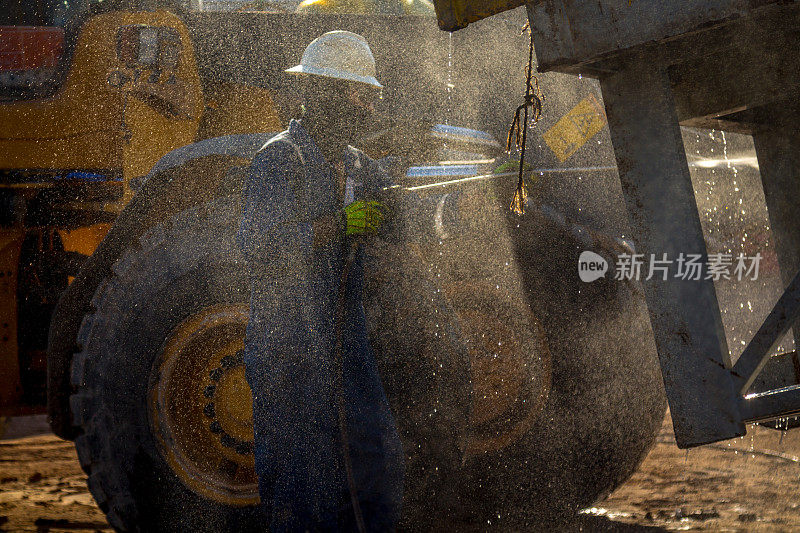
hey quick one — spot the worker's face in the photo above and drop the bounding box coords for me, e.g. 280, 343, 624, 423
334, 81, 379, 139
303, 78, 380, 142
345, 83, 379, 115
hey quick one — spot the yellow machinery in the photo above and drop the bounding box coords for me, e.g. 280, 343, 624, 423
0, 6, 282, 415
296, 0, 436, 15
2, 1, 669, 530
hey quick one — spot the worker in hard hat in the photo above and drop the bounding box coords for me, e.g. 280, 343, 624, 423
237, 31, 404, 532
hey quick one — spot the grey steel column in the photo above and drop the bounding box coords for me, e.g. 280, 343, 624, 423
754, 125, 800, 287
753, 123, 800, 384
599, 54, 745, 447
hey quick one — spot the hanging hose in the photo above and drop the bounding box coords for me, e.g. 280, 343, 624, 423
334, 239, 367, 533
506, 28, 543, 215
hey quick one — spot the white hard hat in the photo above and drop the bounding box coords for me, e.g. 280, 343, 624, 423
285, 30, 382, 89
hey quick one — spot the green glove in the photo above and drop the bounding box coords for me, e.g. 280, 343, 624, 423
344, 200, 385, 236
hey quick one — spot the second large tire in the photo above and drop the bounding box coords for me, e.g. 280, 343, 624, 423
69, 191, 665, 531
69, 195, 473, 531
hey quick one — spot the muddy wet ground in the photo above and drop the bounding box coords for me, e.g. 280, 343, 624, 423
0, 419, 111, 533
3, 414, 800, 532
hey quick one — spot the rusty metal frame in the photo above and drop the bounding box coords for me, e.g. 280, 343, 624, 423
523, 1, 800, 447
428, 0, 800, 449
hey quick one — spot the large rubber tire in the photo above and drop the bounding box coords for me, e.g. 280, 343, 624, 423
70, 192, 664, 531
68, 195, 473, 532
437, 200, 667, 527
362, 240, 474, 530
69, 197, 264, 532
454, 281, 666, 527
513, 216, 667, 523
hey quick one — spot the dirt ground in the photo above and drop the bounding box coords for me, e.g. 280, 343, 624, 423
3, 414, 800, 532
0, 417, 111, 533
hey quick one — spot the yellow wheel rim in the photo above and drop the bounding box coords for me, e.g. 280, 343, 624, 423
445, 282, 552, 458
149, 304, 259, 506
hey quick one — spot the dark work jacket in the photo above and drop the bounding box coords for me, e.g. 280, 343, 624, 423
237, 119, 404, 532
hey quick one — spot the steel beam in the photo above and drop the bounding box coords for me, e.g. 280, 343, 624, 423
742, 121, 800, 390
731, 269, 800, 393
526, 0, 788, 74
754, 124, 800, 298
599, 54, 745, 447
739, 385, 800, 424
750, 351, 799, 394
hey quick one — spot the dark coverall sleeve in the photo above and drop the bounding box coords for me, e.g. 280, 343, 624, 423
237, 140, 313, 270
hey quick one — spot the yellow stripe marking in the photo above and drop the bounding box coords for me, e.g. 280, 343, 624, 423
542, 94, 607, 162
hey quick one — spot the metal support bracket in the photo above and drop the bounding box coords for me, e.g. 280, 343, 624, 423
732, 268, 800, 395
600, 55, 746, 448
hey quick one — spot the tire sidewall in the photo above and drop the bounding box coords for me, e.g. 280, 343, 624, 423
75, 198, 264, 532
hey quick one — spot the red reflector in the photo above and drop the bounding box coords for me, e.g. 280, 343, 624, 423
0, 26, 65, 71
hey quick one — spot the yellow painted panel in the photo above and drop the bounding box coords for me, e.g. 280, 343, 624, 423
296, 0, 372, 13
297, 0, 435, 15
542, 94, 607, 162
0, 10, 204, 191
58, 223, 111, 257
432, 0, 526, 31
198, 81, 284, 139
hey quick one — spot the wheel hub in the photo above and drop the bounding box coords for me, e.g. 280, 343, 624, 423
203, 350, 254, 456
149, 304, 259, 506
445, 282, 552, 458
